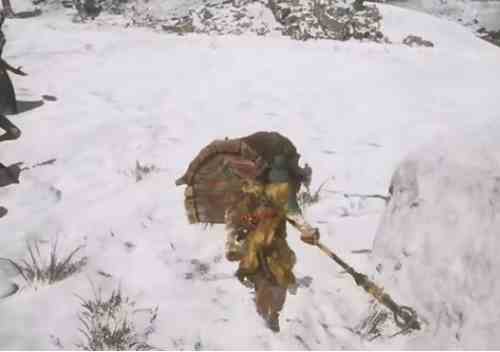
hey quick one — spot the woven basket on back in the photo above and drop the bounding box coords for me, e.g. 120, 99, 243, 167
175, 132, 301, 224
175, 138, 268, 224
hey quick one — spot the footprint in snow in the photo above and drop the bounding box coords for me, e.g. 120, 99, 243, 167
184, 259, 215, 281
42, 95, 58, 102
124, 241, 136, 253
297, 276, 313, 288
294, 335, 312, 350
322, 149, 336, 155
168, 137, 181, 144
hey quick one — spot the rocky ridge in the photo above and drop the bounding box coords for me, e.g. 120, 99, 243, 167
125, 0, 387, 42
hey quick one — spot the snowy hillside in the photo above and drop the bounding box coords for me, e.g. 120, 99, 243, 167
389, 0, 500, 31
1, 1, 500, 349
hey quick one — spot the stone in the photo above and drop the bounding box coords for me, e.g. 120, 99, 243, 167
402, 34, 434, 48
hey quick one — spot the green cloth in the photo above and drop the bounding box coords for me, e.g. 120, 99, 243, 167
287, 189, 301, 215
267, 155, 301, 215
268, 155, 289, 183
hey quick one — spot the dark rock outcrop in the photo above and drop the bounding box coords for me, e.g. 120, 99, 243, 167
268, 0, 386, 41
477, 28, 500, 47
132, 0, 387, 42
402, 34, 434, 48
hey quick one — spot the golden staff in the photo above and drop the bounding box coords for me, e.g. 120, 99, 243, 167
316, 241, 421, 332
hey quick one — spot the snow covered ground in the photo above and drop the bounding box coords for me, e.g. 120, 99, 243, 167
391, 0, 500, 31
0, 1, 499, 349
476, 1, 500, 30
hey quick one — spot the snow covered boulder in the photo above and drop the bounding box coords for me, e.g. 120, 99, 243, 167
161, 16, 195, 35
143, 0, 279, 36
269, 0, 386, 41
129, 0, 386, 41
372, 125, 500, 349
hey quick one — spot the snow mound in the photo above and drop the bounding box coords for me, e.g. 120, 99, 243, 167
378, 2, 499, 52
419, 0, 480, 28
372, 122, 500, 349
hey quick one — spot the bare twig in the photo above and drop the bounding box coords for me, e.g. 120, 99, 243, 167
20, 158, 57, 171
298, 176, 335, 207
325, 189, 390, 202
351, 249, 372, 254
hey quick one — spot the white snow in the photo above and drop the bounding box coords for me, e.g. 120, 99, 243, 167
0, 0, 499, 349
390, 0, 500, 31
372, 121, 500, 349
473, 1, 500, 31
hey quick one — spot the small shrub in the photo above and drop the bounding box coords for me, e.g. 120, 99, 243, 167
1, 239, 87, 288
76, 287, 158, 350
297, 177, 333, 208
134, 161, 158, 182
